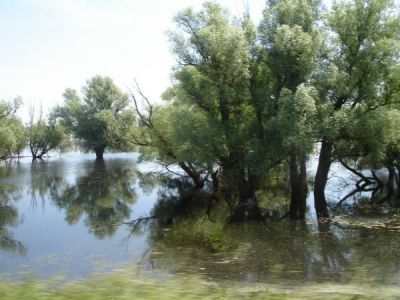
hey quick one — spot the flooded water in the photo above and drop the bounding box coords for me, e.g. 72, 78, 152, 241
1, 152, 400, 293
0, 153, 157, 280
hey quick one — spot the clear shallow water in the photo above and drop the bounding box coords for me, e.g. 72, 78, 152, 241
1, 152, 400, 291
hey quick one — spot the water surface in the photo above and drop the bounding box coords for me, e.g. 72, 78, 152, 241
1, 152, 400, 294
0, 153, 156, 280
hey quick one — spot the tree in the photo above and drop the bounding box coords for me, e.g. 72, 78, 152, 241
313, 0, 400, 218
132, 0, 400, 223
28, 106, 66, 161
258, 0, 323, 219
56, 75, 136, 160
130, 99, 210, 190
274, 86, 318, 218
0, 97, 27, 161
163, 2, 266, 221
129, 3, 263, 220
335, 107, 400, 205
135, 1, 322, 221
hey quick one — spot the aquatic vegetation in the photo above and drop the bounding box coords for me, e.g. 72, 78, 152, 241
1, 267, 400, 300
155, 218, 232, 253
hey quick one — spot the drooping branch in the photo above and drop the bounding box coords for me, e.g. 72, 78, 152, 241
129, 80, 207, 188
124, 216, 155, 226
338, 158, 374, 185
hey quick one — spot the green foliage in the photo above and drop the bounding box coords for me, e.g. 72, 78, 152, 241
317, 0, 400, 122
0, 98, 27, 160
0, 97, 21, 119
56, 76, 136, 157
336, 108, 400, 169
168, 3, 253, 141
313, 0, 400, 173
275, 85, 317, 156
28, 118, 66, 160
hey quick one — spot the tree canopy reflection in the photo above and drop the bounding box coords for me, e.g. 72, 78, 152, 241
50, 160, 138, 238
0, 184, 26, 255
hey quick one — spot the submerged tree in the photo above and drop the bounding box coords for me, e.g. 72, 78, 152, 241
258, 0, 322, 219
313, 0, 400, 218
129, 3, 264, 221
129, 89, 209, 190
152, 1, 324, 220
0, 97, 26, 161
55, 76, 136, 160
28, 105, 66, 161
162, 3, 266, 221
131, 0, 400, 222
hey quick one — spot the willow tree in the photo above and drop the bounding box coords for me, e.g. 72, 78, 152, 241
341, 108, 400, 204
56, 76, 136, 160
163, 3, 265, 221
140, 1, 322, 221
134, 104, 211, 189
274, 86, 317, 218
258, 0, 322, 219
0, 98, 26, 160
28, 106, 66, 161
313, 0, 400, 218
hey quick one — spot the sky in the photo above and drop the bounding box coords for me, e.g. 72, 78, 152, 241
0, 0, 266, 121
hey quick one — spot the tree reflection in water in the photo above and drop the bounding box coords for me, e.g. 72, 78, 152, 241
125, 175, 400, 286
0, 184, 26, 255
1, 158, 139, 256
50, 160, 138, 238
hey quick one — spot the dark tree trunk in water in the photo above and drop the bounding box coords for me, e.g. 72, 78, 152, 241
211, 171, 220, 201
229, 170, 263, 222
32, 155, 43, 161
314, 138, 331, 219
178, 162, 204, 189
387, 165, 400, 206
289, 154, 308, 220
396, 166, 400, 201
387, 166, 395, 202
94, 146, 105, 160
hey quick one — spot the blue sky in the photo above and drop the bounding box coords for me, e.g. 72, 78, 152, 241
3, 0, 341, 121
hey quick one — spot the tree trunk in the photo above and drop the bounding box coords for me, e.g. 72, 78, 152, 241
389, 165, 400, 206
178, 162, 204, 189
396, 166, 400, 201
387, 166, 395, 200
289, 154, 308, 220
210, 170, 220, 201
314, 138, 331, 219
228, 169, 263, 222
94, 146, 105, 160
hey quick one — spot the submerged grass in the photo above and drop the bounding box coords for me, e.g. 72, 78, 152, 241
161, 218, 232, 252
1, 267, 400, 300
